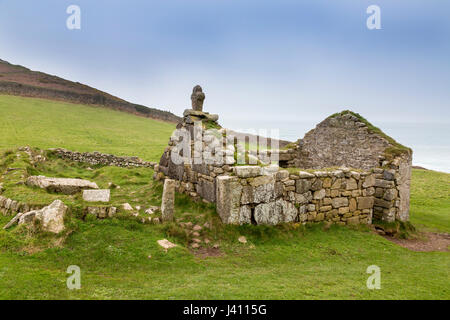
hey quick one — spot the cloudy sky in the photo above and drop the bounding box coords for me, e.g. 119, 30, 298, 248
0, 0, 449, 126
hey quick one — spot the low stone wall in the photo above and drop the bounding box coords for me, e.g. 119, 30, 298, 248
216, 159, 409, 225
84, 206, 117, 219
0, 196, 44, 216
50, 148, 156, 168
217, 167, 374, 225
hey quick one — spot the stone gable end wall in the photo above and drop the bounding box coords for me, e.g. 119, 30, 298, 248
294, 113, 391, 170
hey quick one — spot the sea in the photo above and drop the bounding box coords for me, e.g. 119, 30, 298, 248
220, 119, 450, 173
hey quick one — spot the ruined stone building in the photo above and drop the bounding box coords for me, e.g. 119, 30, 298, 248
154, 86, 412, 226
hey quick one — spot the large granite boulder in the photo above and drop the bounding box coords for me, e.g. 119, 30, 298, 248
26, 176, 98, 194
19, 200, 68, 233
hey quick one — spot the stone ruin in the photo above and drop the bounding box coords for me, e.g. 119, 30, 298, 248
154, 86, 412, 226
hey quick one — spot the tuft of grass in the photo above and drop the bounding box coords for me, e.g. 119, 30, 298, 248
202, 119, 222, 130
372, 220, 417, 239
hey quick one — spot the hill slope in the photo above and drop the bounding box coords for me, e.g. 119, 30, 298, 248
0, 95, 174, 161
0, 59, 181, 123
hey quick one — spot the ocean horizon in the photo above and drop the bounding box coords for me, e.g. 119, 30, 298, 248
221, 119, 450, 174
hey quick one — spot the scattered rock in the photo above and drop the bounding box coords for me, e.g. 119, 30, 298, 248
191, 243, 200, 249
192, 238, 201, 243
193, 225, 202, 231
238, 236, 247, 244
145, 206, 160, 214
122, 203, 133, 211
82, 189, 110, 202
192, 231, 200, 237
157, 239, 177, 251
136, 205, 141, 211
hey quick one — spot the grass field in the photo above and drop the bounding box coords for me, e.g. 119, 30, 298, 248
0, 95, 175, 161
0, 95, 448, 300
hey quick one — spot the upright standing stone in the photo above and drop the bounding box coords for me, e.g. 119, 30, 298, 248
161, 179, 175, 221
216, 176, 242, 224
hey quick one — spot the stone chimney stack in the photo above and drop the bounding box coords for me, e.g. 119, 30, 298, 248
181, 85, 220, 126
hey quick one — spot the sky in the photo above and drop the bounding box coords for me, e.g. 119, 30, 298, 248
0, 0, 449, 127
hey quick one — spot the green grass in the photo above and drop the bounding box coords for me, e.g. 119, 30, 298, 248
0, 95, 448, 300
410, 169, 450, 233
0, 95, 175, 161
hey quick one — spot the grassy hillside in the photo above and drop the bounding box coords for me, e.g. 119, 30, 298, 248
0, 95, 175, 161
0, 95, 448, 300
0, 59, 181, 122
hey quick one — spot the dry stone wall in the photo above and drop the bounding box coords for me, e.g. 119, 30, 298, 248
50, 148, 156, 168
0, 195, 44, 216
217, 166, 375, 225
